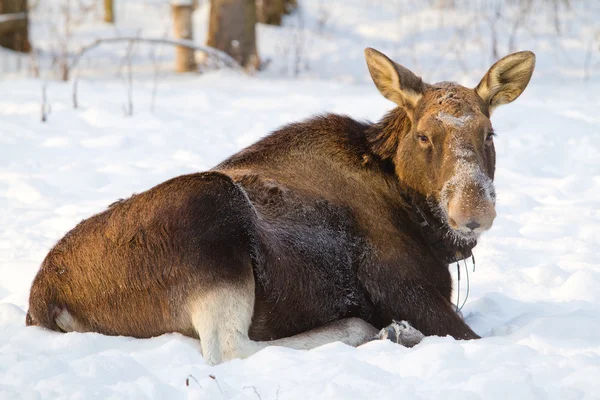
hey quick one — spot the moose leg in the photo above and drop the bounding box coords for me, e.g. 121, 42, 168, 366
394, 284, 479, 340
189, 275, 379, 365
365, 277, 479, 342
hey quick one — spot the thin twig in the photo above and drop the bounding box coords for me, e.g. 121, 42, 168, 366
72, 74, 79, 109
209, 374, 225, 395
123, 39, 135, 116
41, 82, 49, 122
243, 386, 263, 400
149, 29, 169, 113
186, 374, 201, 388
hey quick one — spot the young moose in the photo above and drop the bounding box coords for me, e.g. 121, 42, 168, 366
27, 49, 535, 365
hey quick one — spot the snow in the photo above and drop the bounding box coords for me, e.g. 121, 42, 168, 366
0, 13, 26, 23
171, 0, 194, 6
1, 0, 600, 399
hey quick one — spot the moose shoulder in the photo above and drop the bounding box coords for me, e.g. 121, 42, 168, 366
27, 48, 535, 365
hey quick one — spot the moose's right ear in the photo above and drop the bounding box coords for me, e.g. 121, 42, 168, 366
364, 48, 425, 115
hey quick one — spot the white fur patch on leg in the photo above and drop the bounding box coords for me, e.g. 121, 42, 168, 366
55, 309, 86, 333
189, 279, 261, 365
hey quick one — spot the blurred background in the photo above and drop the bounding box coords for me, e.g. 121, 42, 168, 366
0, 0, 598, 85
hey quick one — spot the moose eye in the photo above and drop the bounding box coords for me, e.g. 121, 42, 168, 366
418, 135, 430, 144
485, 131, 496, 142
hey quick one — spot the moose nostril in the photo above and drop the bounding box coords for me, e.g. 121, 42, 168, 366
448, 217, 458, 229
466, 221, 480, 231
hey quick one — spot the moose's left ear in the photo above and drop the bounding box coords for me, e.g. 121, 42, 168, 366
475, 51, 536, 113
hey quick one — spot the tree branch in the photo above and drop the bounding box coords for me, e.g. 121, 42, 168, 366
69, 36, 243, 73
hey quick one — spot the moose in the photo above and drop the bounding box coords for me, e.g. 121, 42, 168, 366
27, 48, 535, 365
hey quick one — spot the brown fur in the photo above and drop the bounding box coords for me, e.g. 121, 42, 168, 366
27, 49, 535, 347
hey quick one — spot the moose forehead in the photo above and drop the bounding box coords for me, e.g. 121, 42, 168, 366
414, 83, 492, 137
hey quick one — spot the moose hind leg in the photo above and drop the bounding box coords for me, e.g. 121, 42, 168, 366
189, 276, 379, 365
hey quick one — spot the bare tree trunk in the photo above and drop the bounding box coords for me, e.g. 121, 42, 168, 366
0, 0, 31, 53
172, 2, 196, 73
257, 0, 284, 25
103, 0, 114, 23
207, 0, 259, 70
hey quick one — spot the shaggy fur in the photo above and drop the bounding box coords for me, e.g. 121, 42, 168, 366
27, 49, 535, 359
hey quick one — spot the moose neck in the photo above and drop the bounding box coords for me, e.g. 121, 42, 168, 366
366, 107, 476, 265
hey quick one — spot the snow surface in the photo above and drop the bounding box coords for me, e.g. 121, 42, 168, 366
1, 1, 600, 399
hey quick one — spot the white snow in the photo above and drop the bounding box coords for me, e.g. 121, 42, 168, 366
0, 12, 26, 24
1, 0, 600, 399
436, 112, 473, 128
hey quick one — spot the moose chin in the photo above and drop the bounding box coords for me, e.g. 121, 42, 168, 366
26, 48, 535, 365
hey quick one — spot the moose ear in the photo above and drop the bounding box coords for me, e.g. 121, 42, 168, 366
476, 51, 536, 113
364, 48, 425, 115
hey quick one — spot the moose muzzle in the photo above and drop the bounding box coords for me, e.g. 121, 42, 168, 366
442, 159, 496, 236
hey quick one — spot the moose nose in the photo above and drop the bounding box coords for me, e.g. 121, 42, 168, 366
466, 221, 480, 231
447, 198, 496, 233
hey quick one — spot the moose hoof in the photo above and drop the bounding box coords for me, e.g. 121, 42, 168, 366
376, 320, 424, 347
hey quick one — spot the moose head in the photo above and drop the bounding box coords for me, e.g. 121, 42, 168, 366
365, 48, 535, 244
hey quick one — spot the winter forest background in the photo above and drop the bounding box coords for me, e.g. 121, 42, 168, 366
1, 1, 600, 399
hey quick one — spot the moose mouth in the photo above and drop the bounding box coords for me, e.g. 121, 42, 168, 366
446, 219, 481, 244
426, 197, 480, 246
